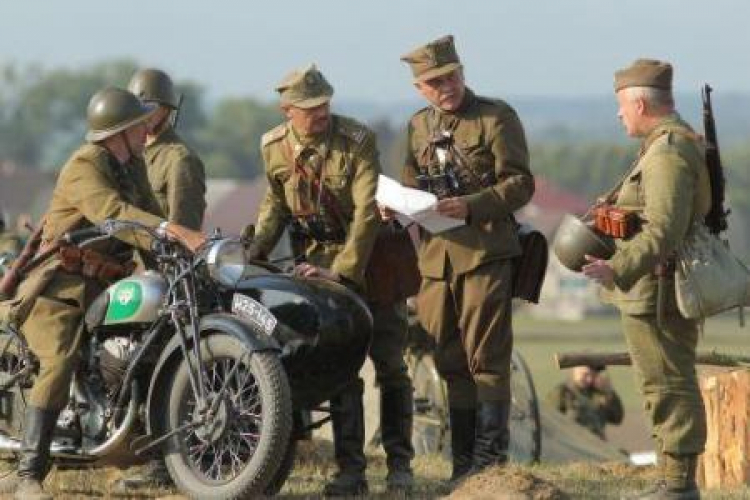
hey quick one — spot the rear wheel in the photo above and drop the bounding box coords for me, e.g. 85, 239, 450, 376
508, 349, 541, 463
408, 351, 449, 455
164, 334, 292, 499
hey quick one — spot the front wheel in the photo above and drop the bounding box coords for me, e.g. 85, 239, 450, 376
164, 334, 292, 499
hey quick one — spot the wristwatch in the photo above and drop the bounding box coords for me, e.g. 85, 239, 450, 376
156, 220, 169, 237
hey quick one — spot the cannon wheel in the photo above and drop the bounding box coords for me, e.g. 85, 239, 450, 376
408, 348, 541, 463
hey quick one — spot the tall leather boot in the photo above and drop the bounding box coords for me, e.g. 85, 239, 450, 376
448, 406, 476, 482
323, 381, 368, 497
471, 400, 510, 473
380, 385, 415, 492
13, 406, 59, 500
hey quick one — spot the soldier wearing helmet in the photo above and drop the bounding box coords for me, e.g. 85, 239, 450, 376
0, 87, 205, 499
128, 68, 206, 230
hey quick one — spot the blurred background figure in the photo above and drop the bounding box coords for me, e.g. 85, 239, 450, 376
547, 365, 623, 440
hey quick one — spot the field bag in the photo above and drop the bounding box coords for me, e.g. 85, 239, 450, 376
674, 221, 750, 319
365, 222, 421, 306
512, 223, 548, 303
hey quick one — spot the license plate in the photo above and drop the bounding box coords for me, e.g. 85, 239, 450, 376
231, 294, 277, 336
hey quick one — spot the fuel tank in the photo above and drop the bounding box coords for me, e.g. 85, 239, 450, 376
85, 271, 168, 330
231, 274, 372, 409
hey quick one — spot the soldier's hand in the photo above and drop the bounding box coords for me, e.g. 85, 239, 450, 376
293, 263, 340, 282
378, 204, 396, 222
436, 197, 469, 220
582, 255, 614, 288
165, 223, 206, 254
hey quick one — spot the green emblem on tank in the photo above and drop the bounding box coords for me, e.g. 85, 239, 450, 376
105, 281, 143, 322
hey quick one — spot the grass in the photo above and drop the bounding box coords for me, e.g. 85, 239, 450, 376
1, 314, 748, 498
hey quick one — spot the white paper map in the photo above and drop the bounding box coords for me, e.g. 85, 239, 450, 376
375, 174, 465, 234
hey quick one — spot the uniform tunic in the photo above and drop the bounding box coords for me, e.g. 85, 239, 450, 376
15, 144, 163, 410
144, 127, 206, 231
403, 89, 534, 405
602, 113, 710, 455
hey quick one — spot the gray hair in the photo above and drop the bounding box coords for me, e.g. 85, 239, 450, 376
627, 86, 674, 109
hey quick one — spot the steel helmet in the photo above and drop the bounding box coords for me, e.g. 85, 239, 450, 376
85, 87, 156, 142
128, 68, 179, 109
552, 214, 615, 272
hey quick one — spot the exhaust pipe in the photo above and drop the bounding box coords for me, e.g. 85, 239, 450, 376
0, 434, 81, 459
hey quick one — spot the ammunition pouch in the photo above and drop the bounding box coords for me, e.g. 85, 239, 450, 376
593, 204, 640, 239
58, 246, 134, 282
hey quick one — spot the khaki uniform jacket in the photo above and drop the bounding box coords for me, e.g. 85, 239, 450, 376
403, 89, 534, 279
145, 127, 207, 231
601, 114, 711, 315
254, 115, 380, 286
43, 143, 164, 251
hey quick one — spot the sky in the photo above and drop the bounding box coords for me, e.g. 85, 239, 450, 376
0, 1, 749, 103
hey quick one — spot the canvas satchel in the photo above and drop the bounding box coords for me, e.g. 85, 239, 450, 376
674, 221, 750, 319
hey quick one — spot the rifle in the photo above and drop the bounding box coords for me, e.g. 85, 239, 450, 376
702, 84, 729, 235
171, 93, 184, 129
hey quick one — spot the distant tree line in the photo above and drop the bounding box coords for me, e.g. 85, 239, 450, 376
1, 60, 748, 254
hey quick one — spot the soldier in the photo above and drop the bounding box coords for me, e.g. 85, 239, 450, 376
582, 59, 709, 500
128, 68, 207, 230
250, 64, 415, 495
398, 35, 534, 481
0, 87, 205, 500
546, 365, 624, 440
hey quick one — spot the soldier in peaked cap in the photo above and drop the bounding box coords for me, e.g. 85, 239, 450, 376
0, 87, 205, 500
396, 35, 535, 482
251, 64, 415, 495
128, 68, 207, 231
583, 59, 709, 500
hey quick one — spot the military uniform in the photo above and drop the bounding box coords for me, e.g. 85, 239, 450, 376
602, 60, 710, 499
546, 382, 624, 439
401, 35, 534, 478
0, 88, 167, 500
21, 142, 163, 410
253, 65, 413, 495
144, 128, 206, 230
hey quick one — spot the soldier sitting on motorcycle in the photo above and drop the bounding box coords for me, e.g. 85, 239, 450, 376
0, 87, 204, 500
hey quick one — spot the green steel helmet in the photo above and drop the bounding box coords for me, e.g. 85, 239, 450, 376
553, 214, 615, 272
85, 87, 156, 142
128, 68, 179, 109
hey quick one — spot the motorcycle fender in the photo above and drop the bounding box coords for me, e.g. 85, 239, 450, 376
144, 313, 281, 440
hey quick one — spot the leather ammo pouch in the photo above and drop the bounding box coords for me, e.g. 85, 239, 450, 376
365, 223, 421, 306
512, 224, 548, 304
58, 246, 135, 281
594, 204, 639, 239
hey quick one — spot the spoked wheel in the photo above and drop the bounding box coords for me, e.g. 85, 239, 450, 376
408, 350, 449, 455
164, 334, 292, 499
0, 331, 34, 437
508, 349, 542, 463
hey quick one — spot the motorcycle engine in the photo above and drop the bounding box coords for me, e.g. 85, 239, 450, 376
99, 337, 137, 392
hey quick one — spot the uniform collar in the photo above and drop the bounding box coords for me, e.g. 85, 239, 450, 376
641, 112, 686, 152
288, 119, 332, 161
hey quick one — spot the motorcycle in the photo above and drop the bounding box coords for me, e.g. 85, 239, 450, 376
0, 219, 372, 498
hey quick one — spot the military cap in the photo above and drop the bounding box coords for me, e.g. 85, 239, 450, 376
614, 59, 673, 92
275, 64, 334, 109
401, 35, 462, 82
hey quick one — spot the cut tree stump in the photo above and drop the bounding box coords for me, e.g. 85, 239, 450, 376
697, 368, 750, 489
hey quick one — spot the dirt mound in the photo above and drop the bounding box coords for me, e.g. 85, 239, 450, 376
448, 465, 570, 500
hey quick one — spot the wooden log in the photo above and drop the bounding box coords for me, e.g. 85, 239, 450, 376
555, 351, 750, 370
696, 368, 750, 489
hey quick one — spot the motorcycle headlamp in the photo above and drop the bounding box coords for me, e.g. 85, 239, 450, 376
204, 238, 248, 287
